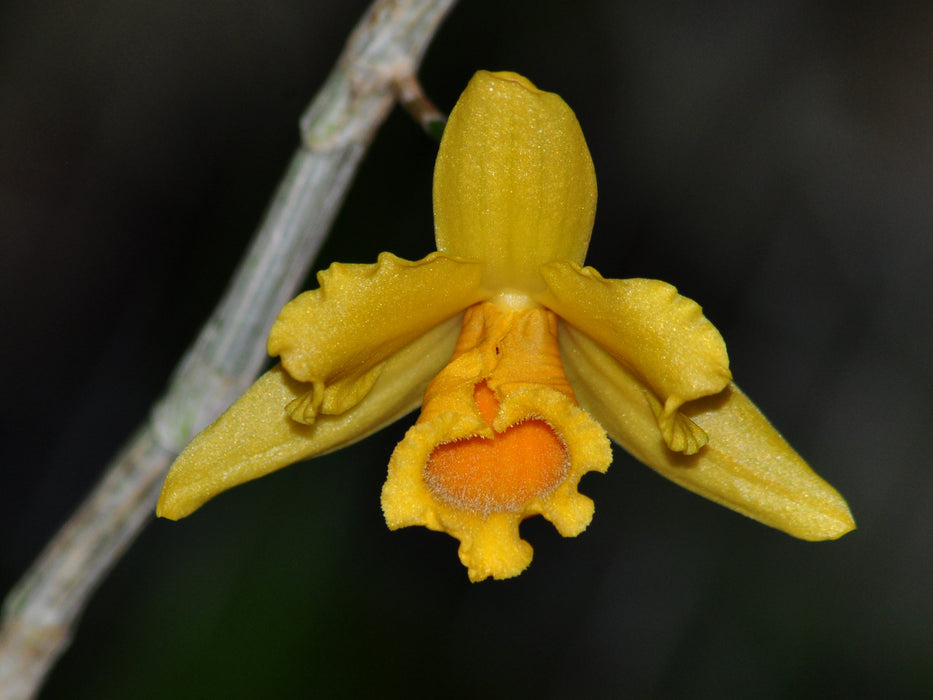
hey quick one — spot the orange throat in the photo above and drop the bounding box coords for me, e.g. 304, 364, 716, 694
425, 381, 569, 513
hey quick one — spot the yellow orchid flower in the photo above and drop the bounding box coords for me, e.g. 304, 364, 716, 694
157, 71, 854, 581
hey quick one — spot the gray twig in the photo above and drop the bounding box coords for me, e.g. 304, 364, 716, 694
0, 1, 458, 697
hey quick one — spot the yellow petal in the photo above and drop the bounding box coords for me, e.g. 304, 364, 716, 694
433, 71, 596, 293
559, 324, 855, 540
539, 261, 731, 451
157, 316, 463, 520
267, 251, 485, 423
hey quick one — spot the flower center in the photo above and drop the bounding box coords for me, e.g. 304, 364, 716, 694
424, 381, 569, 513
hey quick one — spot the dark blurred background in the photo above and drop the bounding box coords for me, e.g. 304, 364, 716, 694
2, 1, 931, 697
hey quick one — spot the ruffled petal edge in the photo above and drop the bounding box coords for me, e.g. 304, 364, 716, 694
267, 251, 485, 423
539, 261, 731, 452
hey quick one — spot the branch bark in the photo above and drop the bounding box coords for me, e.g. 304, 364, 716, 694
0, 1, 457, 697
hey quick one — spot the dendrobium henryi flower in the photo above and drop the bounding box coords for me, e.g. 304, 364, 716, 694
157, 71, 854, 581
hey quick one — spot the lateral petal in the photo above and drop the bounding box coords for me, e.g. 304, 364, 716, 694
157, 316, 463, 520
540, 261, 731, 450
268, 251, 485, 422
559, 324, 855, 541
